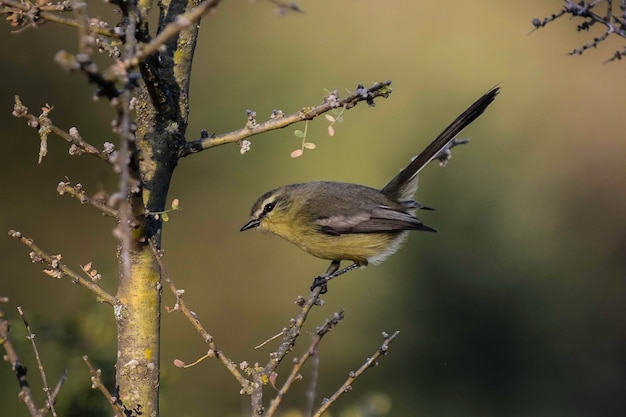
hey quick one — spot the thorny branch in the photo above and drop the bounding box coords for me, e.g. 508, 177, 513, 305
180, 80, 393, 156
7, 230, 116, 305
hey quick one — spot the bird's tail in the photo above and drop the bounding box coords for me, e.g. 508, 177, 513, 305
381, 87, 500, 202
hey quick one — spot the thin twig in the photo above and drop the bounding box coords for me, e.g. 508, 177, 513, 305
264, 288, 323, 374
0, 0, 119, 37
255, 331, 285, 350
83, 356, 124, 417
305, 350, 319, 417
264, 310, 344, 417
250, 288, 323, 415
67, 0, 120, 98
0, 298, 42, 417
17, 307, 57, 417
150, 243, 254, 394
180, 80, 393, 156
313, 331, 400, 417
175, 351, 214, 368
39, 369, 68, 417
12, 96, 113, 163
532, 0, 626, 61
56, 181, 119, 218
7, 230, 116, 305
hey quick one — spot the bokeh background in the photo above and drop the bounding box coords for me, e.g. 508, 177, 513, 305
1, 1, 625, 416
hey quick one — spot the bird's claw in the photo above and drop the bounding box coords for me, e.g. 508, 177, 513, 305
311, 276, 329, 294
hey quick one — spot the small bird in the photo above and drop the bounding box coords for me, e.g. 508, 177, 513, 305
241, 87, 499, 292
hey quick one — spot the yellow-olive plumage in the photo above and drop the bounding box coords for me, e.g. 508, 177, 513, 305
241, 88, 500, 291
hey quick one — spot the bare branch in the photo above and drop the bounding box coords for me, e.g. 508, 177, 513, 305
51, 1, 125, 99
313, 331, 400, 417
532, 0, 626, 61
264, 310, 345, 417
305, 348, 319, 417
0, 298, 42, 417
57, 181, 119, 218
151, 243, 254, 394
17, 307, 58, 417
180, 80, 393, 157
7, 230, 116, 305
83, 356, 124, 417
247, 288, 324, 413
264, 288, 324, 374
12, 96, 113, 163
39, 369, 68, 417
0, 0, 119, 37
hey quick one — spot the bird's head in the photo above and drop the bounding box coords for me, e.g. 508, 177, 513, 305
240, 186, 298, 236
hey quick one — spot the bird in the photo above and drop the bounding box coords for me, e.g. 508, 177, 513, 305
240, 87, 499, 292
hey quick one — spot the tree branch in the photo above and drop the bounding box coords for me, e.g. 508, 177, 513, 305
39, 369, 68, 417
83, 355, 124, 417
0, 0, 119, 38
180, 80, 393, 157
7, 230, 116, 305
264, 288, 324, 375
0, 298, 42, 417
532, 0, 626, 61
313, 331, 400, 416
264, 310, 345, 417
244, 288, 324, 414
12, 96, 114, 163
17, 307, 59, 417
151, 243, 255, 394
56, 181, 119, 218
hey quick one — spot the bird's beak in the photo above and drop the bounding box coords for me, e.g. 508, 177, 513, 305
240, 218, 260, 231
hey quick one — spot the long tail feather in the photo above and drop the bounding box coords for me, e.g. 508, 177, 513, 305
381, 87, 500, 201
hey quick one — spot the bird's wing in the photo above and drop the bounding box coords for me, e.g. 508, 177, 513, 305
315, 206, 436, 235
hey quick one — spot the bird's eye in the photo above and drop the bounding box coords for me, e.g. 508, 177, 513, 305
263, 202, 275, 214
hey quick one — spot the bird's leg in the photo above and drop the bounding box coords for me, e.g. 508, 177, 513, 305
311, 260, 340, 293
311, 261, 361, 293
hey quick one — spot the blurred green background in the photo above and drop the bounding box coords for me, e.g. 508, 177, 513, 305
1, 1, 625, 416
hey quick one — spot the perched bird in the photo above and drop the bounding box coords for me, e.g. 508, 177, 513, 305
241, 88, 499, 292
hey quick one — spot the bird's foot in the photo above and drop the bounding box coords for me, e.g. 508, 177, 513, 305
310, 276, 329, 294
